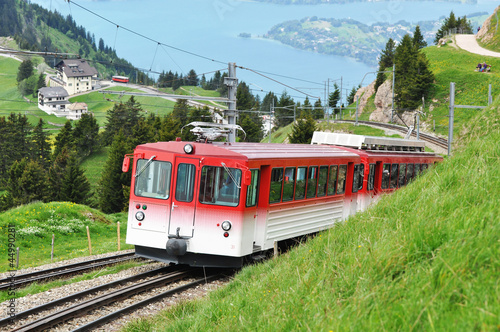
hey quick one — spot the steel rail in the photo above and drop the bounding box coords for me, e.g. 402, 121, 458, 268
0, 252, 140, 291
0, 265, 176, 329
72, 273, 224, 332
11, 268, 196, 332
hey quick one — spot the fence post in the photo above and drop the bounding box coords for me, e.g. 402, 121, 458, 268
117, 222, 121, 251
51, 234, 55, 262
86, 226, 92, 255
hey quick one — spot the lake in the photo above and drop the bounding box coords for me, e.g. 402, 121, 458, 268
32, 0, 499, 102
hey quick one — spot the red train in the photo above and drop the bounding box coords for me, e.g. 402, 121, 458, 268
112, 75, 129, 83
123, 132, 442, 267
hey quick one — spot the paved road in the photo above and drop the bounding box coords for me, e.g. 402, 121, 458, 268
455, 34, 500, 58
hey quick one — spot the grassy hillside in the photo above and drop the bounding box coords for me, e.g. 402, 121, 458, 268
0, 202, 131, 272
422, 45, 500, 138
122, 95, 500, 332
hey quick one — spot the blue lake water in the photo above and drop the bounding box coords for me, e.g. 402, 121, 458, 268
32, 0, 499, 101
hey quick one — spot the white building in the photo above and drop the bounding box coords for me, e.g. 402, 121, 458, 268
38, 87, 89, 119
50, 59, 98, 95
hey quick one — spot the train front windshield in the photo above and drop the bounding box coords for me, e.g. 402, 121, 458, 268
134, 159, 172, 199
199, 166, 241, 206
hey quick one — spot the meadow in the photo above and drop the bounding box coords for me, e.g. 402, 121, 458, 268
122, 82, 500, 332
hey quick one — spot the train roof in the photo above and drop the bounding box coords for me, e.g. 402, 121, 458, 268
311, 132, 426, 152
137, 141, 360, 161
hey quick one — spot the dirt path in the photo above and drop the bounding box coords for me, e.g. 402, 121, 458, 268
455, 34, 500, 58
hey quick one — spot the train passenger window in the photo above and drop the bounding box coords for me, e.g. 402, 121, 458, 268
317, 166, 328, 197
367, 164, 375, 191
306, 166, 318, 198
407, 164, 414, 183
199, 166, 242, 207
382, 164, 390, 189
399, 164, 406, 187
134, 160, 172, 199
327, 165, 338, 196
246, 169, 259, 207
352, 164, 364, 193
269, 168, 283, 203
390, 164, 399, 189
337, 165, 347, 195
282, 167, 296, 202
175, 163, 196, 202
414, 164, 421, 175
295, 167, 307, 200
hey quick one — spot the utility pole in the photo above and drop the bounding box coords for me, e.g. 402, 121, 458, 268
448, 82, 455, 156
269, 99, 274, 143
391, 63, 395, 123
327, 78, 330, 123
224, 62, 238, 143
339, 76, 343, 120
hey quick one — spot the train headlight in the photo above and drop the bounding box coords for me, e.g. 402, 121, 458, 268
183, 144, 194, 154
135, 211, 145, 221
221, 220, 232, 231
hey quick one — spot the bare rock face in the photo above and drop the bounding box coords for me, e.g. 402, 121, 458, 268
477, 6, 499, 43
370, 79, 392, 122
354, 80, 375, 114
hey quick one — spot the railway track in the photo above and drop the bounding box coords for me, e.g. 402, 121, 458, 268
4, 266, 227, 332
0, 252, 141, 291
339, 120, 449, 150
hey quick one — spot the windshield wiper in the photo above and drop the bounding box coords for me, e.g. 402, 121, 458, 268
135, 155, 156, 178
221, 162, 241, 189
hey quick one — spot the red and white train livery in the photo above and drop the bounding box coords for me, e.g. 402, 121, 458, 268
123, 132, 442, 267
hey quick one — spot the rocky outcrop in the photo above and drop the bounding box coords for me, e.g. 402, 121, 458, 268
354, 80, 375, 114
477, 6, 500, 43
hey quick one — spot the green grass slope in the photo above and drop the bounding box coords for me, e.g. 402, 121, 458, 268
0, 202, 131, 272
123, 99, 500, 330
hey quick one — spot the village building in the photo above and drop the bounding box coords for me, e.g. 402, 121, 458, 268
49, 59, 98, 95
38, 87, 89, 119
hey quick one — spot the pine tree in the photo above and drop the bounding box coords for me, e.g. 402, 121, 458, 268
328, 83, 340, 116
288, 112, 317, 144
374, 38, 396, 92
312, 98, 324, 120
238, 113, 264, 143
236, 82, 256, 111
434, 11, 472, 44
394, 34, 434, 111
8, 159, 49, 205
31, 118, 52, 170
72, 113, 100, 158
103, 96, 144, 145
275, 91, 295, 128
413, 25, 427, 49
98, 131, 133, 213
53, 120, 74, 159
48, 148, 70, 201
17, 59, 33, 82
61, 153, 92, 204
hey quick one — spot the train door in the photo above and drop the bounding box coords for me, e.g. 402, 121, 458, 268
169, 156, 199, 238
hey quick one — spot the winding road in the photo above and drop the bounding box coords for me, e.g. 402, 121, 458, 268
455, 34, 500, 58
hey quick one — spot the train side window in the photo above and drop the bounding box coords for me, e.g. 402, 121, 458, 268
175, 163, 196, 202
295, 167, 307, 200
282, 167, 296, 202
135, 160, 172, 199
306, 166, 318, 198
337, 165, 347, 195
382, 164, 391, 189
367, 164, 375, 191
246, 169, 260, 207
327, 165, 338, 195
269, 168, 284, 203
317, 166, 328, 197
352, 164, 364, 193
415, 164, 421, 175
390, 164, 399, 189
199, 166, 242, 207
399, 163, 407, 187
407, 164, 414, 183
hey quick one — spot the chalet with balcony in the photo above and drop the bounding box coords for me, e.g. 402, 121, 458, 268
50, 59, 98, 95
